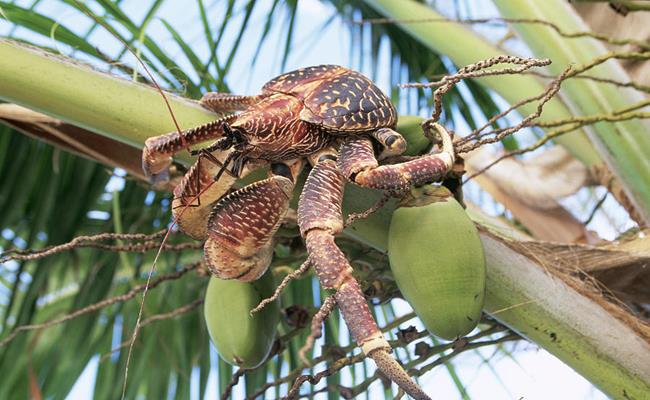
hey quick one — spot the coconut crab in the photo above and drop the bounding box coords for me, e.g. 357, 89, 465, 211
142, 65, 454, 399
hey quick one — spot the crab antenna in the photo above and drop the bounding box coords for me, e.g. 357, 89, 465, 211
213, 151, 238, 182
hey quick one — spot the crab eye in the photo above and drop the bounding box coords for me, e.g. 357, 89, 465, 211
317, 154, 337, 163
225, 125, 247, 145
271, 163, 293, 180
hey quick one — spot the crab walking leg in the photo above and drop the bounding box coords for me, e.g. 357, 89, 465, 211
204, 162, 301, 282
339, 123, 455, 192
142, 113, 238, 180
199, 93, 263, 113
297, 158, 431, 400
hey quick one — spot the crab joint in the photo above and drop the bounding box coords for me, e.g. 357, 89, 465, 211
371, 127, 407, 159
339, 123, 455, 193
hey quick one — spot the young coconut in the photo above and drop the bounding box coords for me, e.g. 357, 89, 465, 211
204, 269, 280, 369
388, 185, 486, 340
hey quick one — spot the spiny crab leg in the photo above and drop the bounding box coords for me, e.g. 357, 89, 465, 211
297, 155, 431, 400
143, 92, 264, 181
199, 92, 264, 114
338, 122, 455, 193
142, 113, 238, 182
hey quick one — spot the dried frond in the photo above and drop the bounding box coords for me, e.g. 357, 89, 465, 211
401, 55, 551, 123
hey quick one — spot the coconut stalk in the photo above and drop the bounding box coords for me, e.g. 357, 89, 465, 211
0, 38, 238, 195
1, 39, 649, 398
480, 232, 650, 400
0, 41, 215, 161
492, 0, 650, 225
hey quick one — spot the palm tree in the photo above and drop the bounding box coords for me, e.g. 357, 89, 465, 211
0, 0, 648, 398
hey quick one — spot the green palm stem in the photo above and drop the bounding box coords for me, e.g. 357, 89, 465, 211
492, 0, 650, 224
0, 41, 213, 159
1, 39, 649, 399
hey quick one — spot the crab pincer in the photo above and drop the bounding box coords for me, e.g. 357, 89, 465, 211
204, 174, 294, 281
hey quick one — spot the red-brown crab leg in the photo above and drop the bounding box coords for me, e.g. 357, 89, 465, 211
338, 122, 454, 193
142, 113, 238, 181
143, 93, 266, 180
199, 93, 264, 113
203, 161, 302, 281
297, 152, 431, 400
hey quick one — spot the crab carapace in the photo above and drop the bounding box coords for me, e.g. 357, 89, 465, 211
142, 65, 455, 399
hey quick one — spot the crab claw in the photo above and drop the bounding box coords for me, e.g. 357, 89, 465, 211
142, 136, 174, 183
204, 175, 294, 281
204, 240, 275, 282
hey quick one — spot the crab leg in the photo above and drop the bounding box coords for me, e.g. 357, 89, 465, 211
200, 93, 263, 113
142, 113, 238, 181
297, 155, 430, 400
203, 161, 302, 281
339, 123, 454, 193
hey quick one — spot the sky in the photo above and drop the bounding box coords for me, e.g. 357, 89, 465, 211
0, 0, 627, 398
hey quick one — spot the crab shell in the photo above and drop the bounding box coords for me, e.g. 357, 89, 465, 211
259, 64, 397, 132
222, 65, 400, 166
